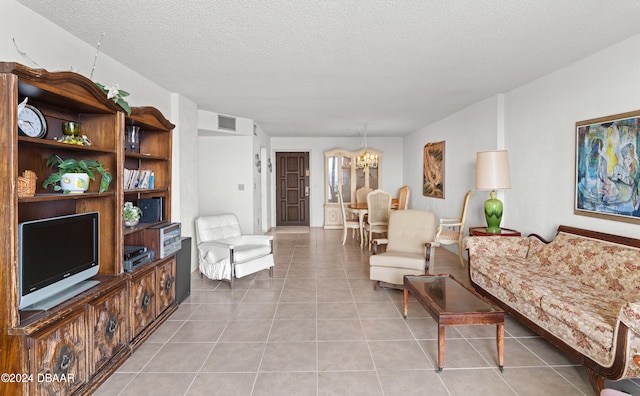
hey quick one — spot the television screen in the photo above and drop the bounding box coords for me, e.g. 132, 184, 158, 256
19, 212, 99, 310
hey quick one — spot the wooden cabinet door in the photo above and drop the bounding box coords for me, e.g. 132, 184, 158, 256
89, 285, 128, 374
156, 258, 175, 314
130, 268, 156, 337
29, 309, 87, 396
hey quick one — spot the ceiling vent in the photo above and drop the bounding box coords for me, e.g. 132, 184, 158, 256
218, 115, 236, 131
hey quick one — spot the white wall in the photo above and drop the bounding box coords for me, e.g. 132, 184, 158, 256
403, 95, 504, 236
7, 0, 640, 242
2, 0, 171, 116
506, 34, 640, 240
271, 136, 403, 228
2, 0, 202, 266
197, 135, 255, 232
253, 124, 272, 232
172, 94, 200, 270
197, 112, 271, 235
404, 34, 640, 242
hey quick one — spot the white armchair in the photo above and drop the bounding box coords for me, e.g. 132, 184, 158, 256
195, 213, 274, 288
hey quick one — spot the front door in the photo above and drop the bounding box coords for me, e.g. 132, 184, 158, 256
276, 152, 310, 226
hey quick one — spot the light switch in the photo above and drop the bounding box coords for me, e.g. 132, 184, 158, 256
238, 184, 245, 190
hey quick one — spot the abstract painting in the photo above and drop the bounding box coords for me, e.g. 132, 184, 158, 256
575, 111, 640, 223
423, 141, 445, 198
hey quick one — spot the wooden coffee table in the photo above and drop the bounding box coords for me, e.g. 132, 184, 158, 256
403, 274, 504, 372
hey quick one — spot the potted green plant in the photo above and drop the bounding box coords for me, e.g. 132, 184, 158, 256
123, 202, 142, 227
42, 155, 112, 194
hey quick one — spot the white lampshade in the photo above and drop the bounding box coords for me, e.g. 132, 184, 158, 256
476, 150, 511, 190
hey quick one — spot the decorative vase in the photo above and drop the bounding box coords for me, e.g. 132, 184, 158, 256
125, 125, 140, 152
124, 218, 139, 227
59, 173, 89, 194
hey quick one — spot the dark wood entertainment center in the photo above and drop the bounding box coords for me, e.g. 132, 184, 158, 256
0, 63, 177, 395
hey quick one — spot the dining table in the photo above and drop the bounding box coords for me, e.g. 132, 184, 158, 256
347, 199, 398, 249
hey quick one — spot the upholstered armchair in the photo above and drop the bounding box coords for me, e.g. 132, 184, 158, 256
195, 213, 274, 288
369, 209, 438, 289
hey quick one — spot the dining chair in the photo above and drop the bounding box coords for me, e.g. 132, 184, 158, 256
369, 209, 437, 289
356, 186, 374, 203
434, 189, 472, 267
397, 185, 410, 210
338, 188, 360, 245
364, 189, 392, 250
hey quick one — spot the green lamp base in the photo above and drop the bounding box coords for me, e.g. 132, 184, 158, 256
484, 190, 504, 233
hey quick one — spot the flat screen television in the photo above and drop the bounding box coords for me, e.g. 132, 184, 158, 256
19, 212, 100, 310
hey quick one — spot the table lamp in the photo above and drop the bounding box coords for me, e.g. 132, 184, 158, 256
476, 150, 511, 233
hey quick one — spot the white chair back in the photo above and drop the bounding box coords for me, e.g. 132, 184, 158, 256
337, 187, 349, 224
195, 213, 242, 244
356, 187, 374, 203
366, 189, 391, 226
387, 210, 436, 255
397, 186, 410, 210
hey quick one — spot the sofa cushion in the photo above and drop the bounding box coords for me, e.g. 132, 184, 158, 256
529, 232, 640, 299
471, 251, 627, 367
232, 243, 272, 264
369, 252, 426, 271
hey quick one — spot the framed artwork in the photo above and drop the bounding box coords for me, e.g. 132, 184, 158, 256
575, 110, 640, 223
423, 140, 445, 198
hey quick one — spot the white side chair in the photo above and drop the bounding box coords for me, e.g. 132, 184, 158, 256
338, 188, 360, 245
435, 189, 471, 267
195, 213, 274, 288
397, 185, 410, 210
365, 189, 392, 250
356, 186, 374, 203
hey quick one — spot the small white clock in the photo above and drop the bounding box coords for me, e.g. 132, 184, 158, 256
18, 103, 47, 138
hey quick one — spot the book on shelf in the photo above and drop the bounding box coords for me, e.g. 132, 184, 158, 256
124, 168, 154, 190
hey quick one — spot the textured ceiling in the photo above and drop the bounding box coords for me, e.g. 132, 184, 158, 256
16, 0, 640, 137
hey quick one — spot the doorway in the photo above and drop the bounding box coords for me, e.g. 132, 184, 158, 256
275, 152, 310, 226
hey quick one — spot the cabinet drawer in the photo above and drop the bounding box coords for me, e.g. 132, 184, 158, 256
156, 258, 175, 314
29, 309, 87, 396
89, 284, 128, 374
130, 268, 156, 337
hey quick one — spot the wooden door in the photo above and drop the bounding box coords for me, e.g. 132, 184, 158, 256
276, 152, 310, 226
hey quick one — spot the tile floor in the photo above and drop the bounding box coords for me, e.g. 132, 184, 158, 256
95, 228, 640, 395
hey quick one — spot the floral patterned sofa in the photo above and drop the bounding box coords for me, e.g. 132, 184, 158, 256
465, 226, 640, 395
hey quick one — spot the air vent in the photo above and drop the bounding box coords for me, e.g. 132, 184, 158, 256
218, 115, 236, 131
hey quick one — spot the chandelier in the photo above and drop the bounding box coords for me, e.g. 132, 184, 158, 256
355, 150, 378, 169
355, 124, 378, 169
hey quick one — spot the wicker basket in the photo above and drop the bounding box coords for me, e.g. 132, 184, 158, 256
17, 170, 37, 198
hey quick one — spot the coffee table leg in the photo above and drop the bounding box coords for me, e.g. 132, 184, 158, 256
403, 287, 408, 318
437, 324, 445, 372
497, 322, 504, 372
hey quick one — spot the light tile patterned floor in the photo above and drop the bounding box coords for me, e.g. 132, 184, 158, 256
95, 228, 640, 395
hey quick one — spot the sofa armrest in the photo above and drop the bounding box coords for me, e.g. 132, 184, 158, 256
242, 234, 274, 243
620, 302, 640, 334
197, 241, 230, 263
204, 235, 273, 250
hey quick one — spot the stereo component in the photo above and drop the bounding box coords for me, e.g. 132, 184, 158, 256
143, 222, 181, 259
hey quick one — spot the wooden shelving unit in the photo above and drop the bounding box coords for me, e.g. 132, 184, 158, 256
0, 62, 177, 395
